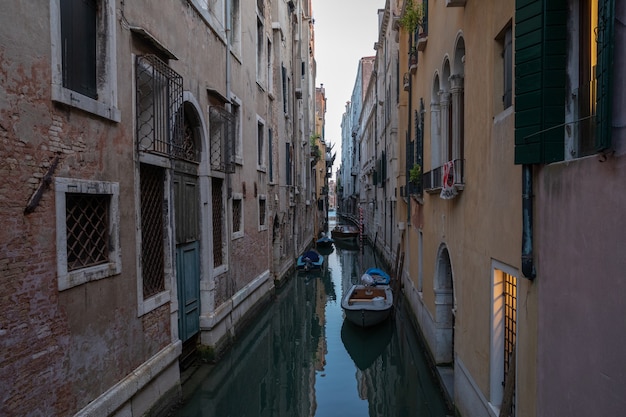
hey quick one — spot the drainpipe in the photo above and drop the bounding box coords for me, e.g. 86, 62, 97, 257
522, 164, 536, 279
225, 3, 232, 107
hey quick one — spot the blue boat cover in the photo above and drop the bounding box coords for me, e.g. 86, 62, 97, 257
364, 267, 391, 285
302, 250, 320, 263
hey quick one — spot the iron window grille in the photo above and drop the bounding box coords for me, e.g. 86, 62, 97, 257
65, 193, 109, 271
136, 54, 191, 161
423, 159, 465, 192
209, 106, 235, 173
140, 163, 166, 298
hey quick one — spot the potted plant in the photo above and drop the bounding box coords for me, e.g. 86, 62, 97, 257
399, 0, 424, 33
409, 162, 422, 185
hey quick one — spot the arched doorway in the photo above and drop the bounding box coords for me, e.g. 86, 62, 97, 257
174, 102, 202, 350
434, 245, 454, 365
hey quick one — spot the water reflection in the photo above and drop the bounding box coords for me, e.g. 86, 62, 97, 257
172, 240, 450, 417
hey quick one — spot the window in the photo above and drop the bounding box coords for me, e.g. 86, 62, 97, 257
514, 0, 614, 164
191, 0, 225, 36
51, 0, 120, 122
496, 24, 512, 110
258, 195, 267, 230
139, 164, 166, 299
231, 193, 243, 239
491, 265, 517, 416
136, 55, 185, 160
256, 16, 265, 85
257, 116, 266, 169
282, 65, 291, 116
565, 0, 602, 158
55, 178, 121, 291
231, 96, 243, 164
212, 177, 226, 269
209, 105, 235, 172
229, 0, 241, 53
286, 142, 293, 185
268, 128, 274, 183
267, 37, 274, 94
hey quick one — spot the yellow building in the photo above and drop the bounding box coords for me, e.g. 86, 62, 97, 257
395, 1, 532, 416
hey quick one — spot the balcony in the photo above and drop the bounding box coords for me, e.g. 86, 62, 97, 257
423, 159, 465, 193
417, 32, 428, 52
409, 50, 417, 73
403, 73, 410, 91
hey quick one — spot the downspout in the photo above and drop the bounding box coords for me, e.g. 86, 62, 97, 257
406, 68, 412, 225
522, 164, 536, 279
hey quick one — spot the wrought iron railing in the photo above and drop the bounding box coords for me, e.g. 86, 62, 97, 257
136, 55, 191, 161
423, 159, 465, 192
209, 106, 235, 173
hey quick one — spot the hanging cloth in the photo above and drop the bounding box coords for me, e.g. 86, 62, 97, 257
440, 161, 458, 200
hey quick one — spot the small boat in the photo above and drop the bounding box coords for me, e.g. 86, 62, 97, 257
362, 267, 391, 285
341, 269, 393, 328
331, 224, 360, 242
316, 234, 334, 247
296, 250, 324, 272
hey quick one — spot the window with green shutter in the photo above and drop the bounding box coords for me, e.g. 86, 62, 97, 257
595, 0, 615, 152
514, 0, 615, 164
514, 0, 567, 164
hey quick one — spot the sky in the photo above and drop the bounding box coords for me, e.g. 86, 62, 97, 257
313, 0, 386, 175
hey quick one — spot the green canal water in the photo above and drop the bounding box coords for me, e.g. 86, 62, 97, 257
170, 240, 451, 417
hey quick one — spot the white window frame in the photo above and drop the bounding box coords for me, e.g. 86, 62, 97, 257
135, 162, 172, 316
190, 0, 226, 39
231, 95, 243, 165
490, 260, 519, 415
50, 0, 120, 122
229, 0, 241, 56
256, 14, 266, 88
257, 115, 266, 171
55, 177, 121, 291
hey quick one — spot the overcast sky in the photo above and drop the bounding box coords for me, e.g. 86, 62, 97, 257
313, 0, 385, 174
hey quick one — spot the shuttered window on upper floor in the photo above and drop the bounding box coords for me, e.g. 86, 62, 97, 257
514, 0, 614, 164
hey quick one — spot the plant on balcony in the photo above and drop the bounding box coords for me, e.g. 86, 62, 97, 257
409, 162, 421, 185
399, 0, 424, 32
409, 47, 418, 71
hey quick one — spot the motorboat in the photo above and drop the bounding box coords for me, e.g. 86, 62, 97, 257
296, 249, 324, 272
331, 224, 359, 243
341, 268, 393, 328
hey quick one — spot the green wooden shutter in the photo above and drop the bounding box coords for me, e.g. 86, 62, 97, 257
514, 0, 567, 164
595, 0, 615, 152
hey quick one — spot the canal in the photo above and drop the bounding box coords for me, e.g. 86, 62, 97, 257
171, 234, 452, 416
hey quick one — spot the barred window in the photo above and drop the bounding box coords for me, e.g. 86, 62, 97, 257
209, 106, 235, 172
136, 54, 186, 160
55, 178, 121, 291
66, 194, 109, 271
140, 164, 166, 298
212, 177, 226, 268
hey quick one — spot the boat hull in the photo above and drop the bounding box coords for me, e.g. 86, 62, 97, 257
296, 250, 324, 272
341, 284, 393, 327
331, 225, 359, 242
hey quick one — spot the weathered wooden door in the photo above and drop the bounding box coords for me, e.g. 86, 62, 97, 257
174, 171, 200, 342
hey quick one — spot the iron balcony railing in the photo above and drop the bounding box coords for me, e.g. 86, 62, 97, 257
422, 159, 465, 192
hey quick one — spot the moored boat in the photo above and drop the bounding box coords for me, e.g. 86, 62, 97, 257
296, 249, 324, 272
331, 224, 359, 242
316, 234, 334, 247
341, 268, 393, 328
